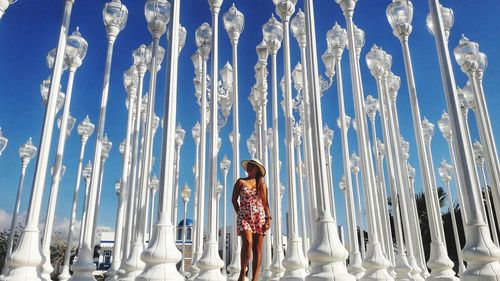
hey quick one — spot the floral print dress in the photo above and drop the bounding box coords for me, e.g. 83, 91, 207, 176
237, 184, 266, 235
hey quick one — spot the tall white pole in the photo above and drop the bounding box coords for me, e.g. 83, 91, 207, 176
40, 59, 79, 281
135, 0, 183, 279
60, 117, 94, 281
190, 122, 200, 275
194, 0, 225, 278
7, 2, 73, 279
181, 196, 189, 275
71, 2, 127, 280
1, 138, 37, 279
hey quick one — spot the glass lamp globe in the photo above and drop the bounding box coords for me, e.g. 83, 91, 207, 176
290, 9, 306, 40
387, 72, 401, 93
0, 127, 7, 156
256, 40, 269, 62
178, 25, 187, 52
323, 124, 334, 147
422, 118, 435, 141
326, 22, 347, 51
46, 48, 69, 70
366, 45, 386, 74
103, 0, 128, 32
353, 25, 365, 53
376, 139, 385, 157
65, 27, 88, 67
115, 179, 122, 195
223, 4, 245, 39
247, 133, 257, 156
438, 160, 453, 182
101, 134, 112, 160
350, 152, 360, 173
386, 0, 413, 29
51, 165, 66, 178
453, 35, 479, 68
57, 114, 77, 137
78, 115, 95, 140
426, 5, 454, 39
19, 137, 37, 162
292, 62, 303, 92
408, 164, 416, 181
123, 65, 139, 92
181, 183, 191, 201
336, 115, 351, 129
364, 95, 379, 117
262, 15, 283, 47
321, 48, 335, 78
473, 141, 485, 165
144, 0, 171, 26
82, 161, 92, 180
195, 22, 213, 50
40, 77, 66, 113
192, 121, 201, 142
145, 42, 166, 71
175, 123, 186, 145
383, 52, 392, 71
191, 50, 203, 76
400, 137, 409, 156
220, 62, 233, 89
339, 176, 347, 192
152, 115, 161, 135
437, 111, 452, 139
133, 44, 147, 67
220, 154, 231, 173
478, 52, 487, 73
149, 174, 160, 190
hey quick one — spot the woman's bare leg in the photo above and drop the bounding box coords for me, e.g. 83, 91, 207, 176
251, 234, 264, 281
239, 231, 253, 281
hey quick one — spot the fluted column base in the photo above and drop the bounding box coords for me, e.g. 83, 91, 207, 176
270, 249, 285, 281
70, 246, 97, 281
306, 219, 355, 281
282, 238, 309, 280
40, 250, 55, 281
59, 265, 72, 281
193, 241, 225, 281
460, 225, 500, 281
104, 263, 120, 281
359, 242, 393, 281
392, 254, 412, 281
188, 263, 200, 280
425, 241, 458, 281
260, 235, 273, 281
347, 252, 365, 280
5, 227, 42, 281
135, 223, 183, 281
407, 256, 423, 281
118, 242, 145, 281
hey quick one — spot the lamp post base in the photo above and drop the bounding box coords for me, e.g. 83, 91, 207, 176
40, 250, 55, 281
134, 223, 183, 281
70, 246, 98, 281
59, 265, 72, 281
119, 242, 145, 281
347, 252, 365, 279
282, 238, 309, 280
193, 241, 225, 281
227, 236, 242, 281
460, 224, 500, 281
306, 219, 355, 281
425, 241, 458, 281
7, 228, 43, 281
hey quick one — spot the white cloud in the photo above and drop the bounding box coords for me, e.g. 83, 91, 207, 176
0, 209, 12, 231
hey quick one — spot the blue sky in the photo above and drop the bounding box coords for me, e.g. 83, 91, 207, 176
0, 0, 499, 238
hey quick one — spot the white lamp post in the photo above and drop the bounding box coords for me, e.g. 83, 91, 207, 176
59, 116, 94, 281
323, 124, 336, 222
428, 1, 500, 279
194, 0, 225, 278
71, 1, 127, 280
124, 1, 169, 279
172, 124, 185, 225
223, 5, 244, 278
350, 152, 366, 260
148, 175, 159, 241
78, 161, 92, 250
473, 141, 498, 245
263, 14, 286, 280
190, 121, 201, 275
219, 155, 230, 275
105, 65, 139, 281
438, 160, 466, 274
181, 184, 192, 276
0, 138, 37, 279
136, 0, 183, 278
386, 1, 457, 279
7, 0, 74, 276
191, 23, 212, 279
454, 36, 500, 234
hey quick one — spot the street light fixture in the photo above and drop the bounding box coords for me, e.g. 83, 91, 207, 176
0, 128, 7, 156
425, 4, 454, 40
219, 154, 230, 275
180, 183, 191, 276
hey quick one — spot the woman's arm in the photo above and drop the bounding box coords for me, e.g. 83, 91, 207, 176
232, 179, 241, 214
262, 183, 271, 218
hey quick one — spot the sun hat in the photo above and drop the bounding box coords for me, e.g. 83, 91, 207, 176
241, 159, 266, 177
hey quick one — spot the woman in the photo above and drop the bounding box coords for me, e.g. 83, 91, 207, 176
232, 159, 271, 281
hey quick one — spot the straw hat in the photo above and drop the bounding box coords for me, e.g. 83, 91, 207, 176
241, 159, 266, 177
